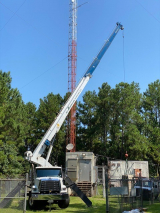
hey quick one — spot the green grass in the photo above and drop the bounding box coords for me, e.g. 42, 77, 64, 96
26, 197, 106, 213
0, 197, 106, 213
0, 196, 160, 213
147, 202, 160, 213
0, 198, 25, 213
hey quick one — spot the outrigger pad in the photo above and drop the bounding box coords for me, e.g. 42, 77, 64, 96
65, 176, 92, 207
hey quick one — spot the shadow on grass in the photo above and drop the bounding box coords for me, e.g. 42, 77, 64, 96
3, 196, 137, 213
26, 200, 107, 212
0, 199, 25, 212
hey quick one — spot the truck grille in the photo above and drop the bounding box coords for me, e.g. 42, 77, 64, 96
40, 180, 60, 193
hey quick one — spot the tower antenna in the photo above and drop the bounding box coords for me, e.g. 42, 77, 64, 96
67, 0, 78, 152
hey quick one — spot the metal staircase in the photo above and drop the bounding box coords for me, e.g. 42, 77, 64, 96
77, 182, 92, 197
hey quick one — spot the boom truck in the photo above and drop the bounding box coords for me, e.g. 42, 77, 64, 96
25, 22, 124, 209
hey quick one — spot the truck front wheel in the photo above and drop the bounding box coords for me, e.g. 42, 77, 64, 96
58, 197, 70, 209
28, 196, 36, 209
28, 197, 47, 210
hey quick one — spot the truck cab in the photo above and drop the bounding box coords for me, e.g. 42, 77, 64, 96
28, 166, 69, 209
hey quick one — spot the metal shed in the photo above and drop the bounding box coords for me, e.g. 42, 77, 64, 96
66, 152, 97, 196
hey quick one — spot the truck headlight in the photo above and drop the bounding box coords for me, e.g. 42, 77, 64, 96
32, 185, 37, 192
62, 186, 66, 190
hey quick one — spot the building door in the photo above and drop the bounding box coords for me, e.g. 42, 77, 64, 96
79, 159, 91, 182
67, 159, 77, 182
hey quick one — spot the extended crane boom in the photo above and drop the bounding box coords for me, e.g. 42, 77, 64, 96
25, 22, 123, 166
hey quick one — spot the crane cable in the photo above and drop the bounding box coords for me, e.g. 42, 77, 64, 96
122, 29, 125, 83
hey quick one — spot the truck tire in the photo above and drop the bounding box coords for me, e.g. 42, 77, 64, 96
28, 196, 37, 209
155, 194, 159, 200
150, 193, 154, 201
28, 197, 46, 210
58, 197, 70, 209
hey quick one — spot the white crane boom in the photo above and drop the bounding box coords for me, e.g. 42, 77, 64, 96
25, 22, 124, 166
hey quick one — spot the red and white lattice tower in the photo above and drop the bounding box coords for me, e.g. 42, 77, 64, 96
67, 0, 77, 152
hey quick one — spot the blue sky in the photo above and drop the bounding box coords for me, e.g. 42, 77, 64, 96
0, 0, 160, 108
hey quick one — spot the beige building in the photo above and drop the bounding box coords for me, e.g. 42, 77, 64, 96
109, 160, 149, 179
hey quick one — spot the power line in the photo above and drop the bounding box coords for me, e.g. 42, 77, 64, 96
0, 1, 56, 44
135, 0, 160, 75
135, 0, 160, 24
76, 2, 88, 9
20, 56, 67, 90
0, 0, 27, 31
77, 55, 114, 80
0, 1, 68, 91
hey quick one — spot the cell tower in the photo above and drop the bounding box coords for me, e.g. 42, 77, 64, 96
67, 0, 77, 152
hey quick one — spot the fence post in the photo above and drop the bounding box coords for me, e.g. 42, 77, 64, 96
0, 180, 1, 202
24, 173, 28, 213
9, 180, 11, 195
141, 178, 143, 209
103, 167, 106, 198
105, 167, 109, 213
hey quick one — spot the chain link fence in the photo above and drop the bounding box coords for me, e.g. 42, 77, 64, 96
108, 178, 147, 213
96, 168, 160, 213
0, 174, 28, 213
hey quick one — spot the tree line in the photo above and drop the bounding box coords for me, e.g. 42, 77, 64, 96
0, 70, 160, 177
